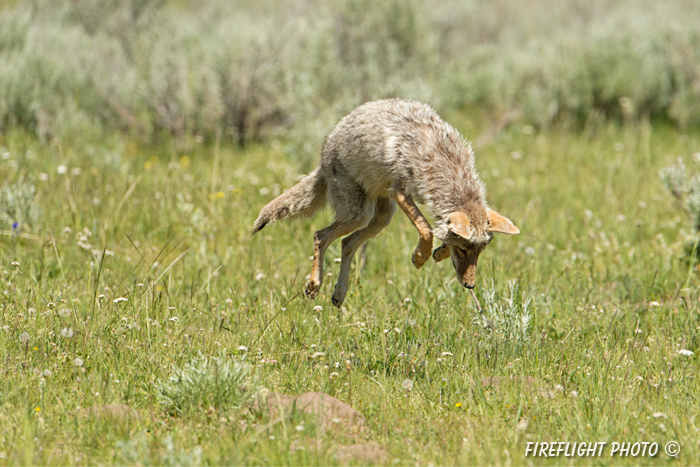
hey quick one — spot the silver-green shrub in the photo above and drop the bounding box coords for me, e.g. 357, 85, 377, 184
1, 0, 699, 145
660, 158, 700, 231
0, 182, 39, 231
155, 353, 259, 416
473, 281, 533, 354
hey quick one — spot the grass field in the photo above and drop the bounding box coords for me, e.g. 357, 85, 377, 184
1, 113, 699, 465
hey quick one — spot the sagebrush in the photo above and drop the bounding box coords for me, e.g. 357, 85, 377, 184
155, 353, 259, 416
1, 0, 699, 148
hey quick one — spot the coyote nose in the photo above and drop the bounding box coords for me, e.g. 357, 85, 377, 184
463, 282, 475, 289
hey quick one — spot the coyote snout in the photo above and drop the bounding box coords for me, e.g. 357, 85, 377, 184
432, 210, 519, 289
252, 98, 519, 307
434, 244, 479, 288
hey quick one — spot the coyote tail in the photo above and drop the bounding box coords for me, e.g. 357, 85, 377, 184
252, 168, 327, 234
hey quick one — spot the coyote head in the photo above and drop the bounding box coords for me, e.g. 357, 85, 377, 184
432, 209, 519, 288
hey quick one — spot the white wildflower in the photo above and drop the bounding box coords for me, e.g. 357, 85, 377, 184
61, 328, 74, 338
401, 379, 414, 391
113, 297, 128, 304
73, 357, 84, 367
678, 349, 694, 356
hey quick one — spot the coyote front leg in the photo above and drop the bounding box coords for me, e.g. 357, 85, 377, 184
391, 190, 433, 269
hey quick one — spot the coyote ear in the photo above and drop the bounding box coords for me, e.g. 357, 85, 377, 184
487, 209, 520, 234
446, 212, 473, 239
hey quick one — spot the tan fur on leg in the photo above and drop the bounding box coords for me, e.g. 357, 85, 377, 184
307, 220, 365, 299
391, 190, 433, 269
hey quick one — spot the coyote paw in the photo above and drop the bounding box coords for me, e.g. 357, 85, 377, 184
305, 279, 321, 299
432, 244, 450, 262
332, 285, 347, 308
411, 246, 431, 269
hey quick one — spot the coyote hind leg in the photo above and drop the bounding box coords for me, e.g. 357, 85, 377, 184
332, 197, 395, 307
306, 164, 375, 300
305, 209, 374, 300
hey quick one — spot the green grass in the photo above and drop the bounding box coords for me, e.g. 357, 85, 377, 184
0, 117, 699, 465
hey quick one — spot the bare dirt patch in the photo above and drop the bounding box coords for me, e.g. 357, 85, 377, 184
333, 442, 389, 464
253, 391, 389, 463
77, 404, 139, 420
256, 391, 368, 437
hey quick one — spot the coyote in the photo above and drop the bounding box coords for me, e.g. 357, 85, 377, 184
253, 98, 519, 307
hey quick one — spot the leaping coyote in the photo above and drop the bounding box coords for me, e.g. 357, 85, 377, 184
253, 98, 519, 307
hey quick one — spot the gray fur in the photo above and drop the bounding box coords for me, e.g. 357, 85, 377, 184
252, 168, 327, 233
320, 99, 486, 222
253, 98, 516, 306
